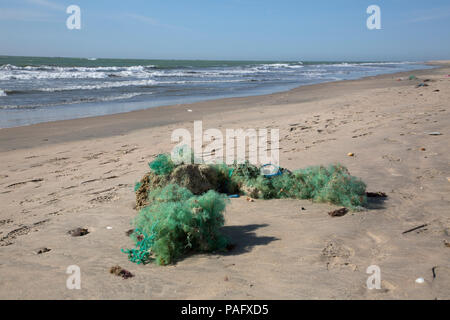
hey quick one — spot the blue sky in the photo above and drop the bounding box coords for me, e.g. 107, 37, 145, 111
1, 0, 449, 61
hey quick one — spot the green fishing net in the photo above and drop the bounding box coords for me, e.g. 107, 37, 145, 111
124, 150, 367, 265
130, 184, 228, 265
149, 154, 175, 175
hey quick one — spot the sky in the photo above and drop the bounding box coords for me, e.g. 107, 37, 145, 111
0, 0, 450, 61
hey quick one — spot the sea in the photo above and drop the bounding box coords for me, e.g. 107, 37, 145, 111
0, 56, 433, 128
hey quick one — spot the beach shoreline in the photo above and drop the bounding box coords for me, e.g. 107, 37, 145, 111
0, 63, 442, 152
0, 61, 449, 299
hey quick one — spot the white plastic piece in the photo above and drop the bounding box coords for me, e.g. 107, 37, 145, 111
415, 277, 425, 284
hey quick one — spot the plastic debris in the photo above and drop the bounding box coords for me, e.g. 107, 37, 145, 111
149, 154, 175, 176
138, 152, 368, 210
260, 163, 282, 177
122, 227, 157, 265
106, 226, 113, 230
127, 185, 228, 265
415, 277, 425, 284
426, 132, 442, 136
127, 149, 369, 265
347, 152, 354, 157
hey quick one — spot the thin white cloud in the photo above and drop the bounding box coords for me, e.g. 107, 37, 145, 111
27, 0, 65, 11
409, 13, 450, 23
0, 8, 55, 22
125, 13, 159, 26
407, 7, 450, 23
124, 13, 190, 31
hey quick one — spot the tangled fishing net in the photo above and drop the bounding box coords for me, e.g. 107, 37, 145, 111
125, 149, 367, 265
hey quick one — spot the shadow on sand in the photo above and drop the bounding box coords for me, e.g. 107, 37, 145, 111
365, 196, 388, 210
219, 224, 280, 255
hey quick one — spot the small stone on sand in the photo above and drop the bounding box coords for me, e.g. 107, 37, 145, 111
68, 227, 89, 237
328, 208, 349, 217
34, 247, 51, 255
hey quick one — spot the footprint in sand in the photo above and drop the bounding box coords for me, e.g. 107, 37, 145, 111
0, 226, 30, 246
366, 231, 388, 245
386, 168, 403, 176
321, 240, 356, 271
6, 178, 44, 189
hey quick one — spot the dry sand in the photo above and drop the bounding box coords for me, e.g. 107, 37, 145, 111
0, 63, 449, 299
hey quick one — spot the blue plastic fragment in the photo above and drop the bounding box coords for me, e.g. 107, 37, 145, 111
260, 163, 282, 177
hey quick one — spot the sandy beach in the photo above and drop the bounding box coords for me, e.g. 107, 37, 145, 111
0, 63, 449, 299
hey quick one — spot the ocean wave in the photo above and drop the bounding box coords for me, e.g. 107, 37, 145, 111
256, 63, 304, 70
324, 62, 414, 68
0, 62, 308, 80
358, 61, 413, 66
0, 70, 109, 80
36, 78, 252, 92
0, 64, 156, 72
299, 71, 332, 78
0, 64, 158, 80
0, 92, 153, 110
39, 79, 158, 92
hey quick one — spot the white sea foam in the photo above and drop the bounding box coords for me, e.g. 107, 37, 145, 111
0, 89, 6, 97
95, 92, 152, 102
0, 65, 157, 80
0, 63, 308, 80
39, 79, 158, 92
257, 63, 304, 69
324, 62, 413, 68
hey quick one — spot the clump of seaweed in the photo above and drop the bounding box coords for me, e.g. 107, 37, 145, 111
124, 150, 368, 265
